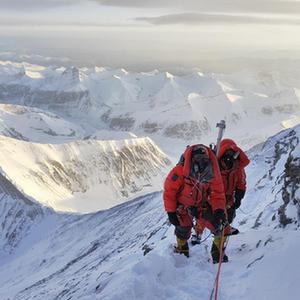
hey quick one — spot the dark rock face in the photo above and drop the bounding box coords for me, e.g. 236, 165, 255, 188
0, 84, 91, 114
246, 126, 300, 229
280, 152, 300, 226
263, 128, 300, 227
163, 120, 210, 140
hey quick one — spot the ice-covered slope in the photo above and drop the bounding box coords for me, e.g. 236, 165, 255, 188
0, 125, 299, 300
0, 135, 171, 212
0, 172, 46, 255
1, 61, 300, 149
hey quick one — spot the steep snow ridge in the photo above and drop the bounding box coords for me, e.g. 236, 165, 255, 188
0, 192, 169, 300
1, 125, 300, 300
1, 61, 300, 148
0, 172, 46, 255
0, 135, 171, 212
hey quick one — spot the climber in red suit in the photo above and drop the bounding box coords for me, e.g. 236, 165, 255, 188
163, 144, 226, 259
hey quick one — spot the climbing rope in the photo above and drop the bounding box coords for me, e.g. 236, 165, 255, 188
238, 207, 251, 215
209, 227, 226, 300
200, 232, 212, 244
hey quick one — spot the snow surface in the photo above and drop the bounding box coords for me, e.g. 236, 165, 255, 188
0, 125, 299, 300
0, 104, 85, 143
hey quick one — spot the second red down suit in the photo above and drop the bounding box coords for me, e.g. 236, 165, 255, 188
218, 138, 250, 209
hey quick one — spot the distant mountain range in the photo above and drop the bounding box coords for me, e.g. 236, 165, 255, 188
0, 60, 299, 148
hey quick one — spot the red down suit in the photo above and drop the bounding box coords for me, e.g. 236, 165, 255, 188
163, 144, 226, 231
218, 139, 250, 208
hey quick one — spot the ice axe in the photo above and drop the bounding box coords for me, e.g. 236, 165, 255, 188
215, 120, 226, 156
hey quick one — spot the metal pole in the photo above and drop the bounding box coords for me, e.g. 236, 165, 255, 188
215, 120, 226, 156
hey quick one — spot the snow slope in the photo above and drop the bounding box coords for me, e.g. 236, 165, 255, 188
0, 135, 171, 212
0, 172, 47, 255
0, 104, 85, 143
1, 60, 300, 150
0, 124, 299, 300
0, 102, 139, 143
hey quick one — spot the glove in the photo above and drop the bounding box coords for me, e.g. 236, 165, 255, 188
188, 206, 199, 218
234, 189, 245, 209
212, 209, 226, 231
167, 212, 180, 226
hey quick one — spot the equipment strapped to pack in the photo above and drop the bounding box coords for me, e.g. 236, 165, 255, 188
215, 120, 226, 156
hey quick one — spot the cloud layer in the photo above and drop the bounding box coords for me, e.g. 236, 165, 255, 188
2, 0, 300, 15
1, 0, 300, 71
136, 13, 300, 26
0, 0, 82, 9
99, 0, 300, 15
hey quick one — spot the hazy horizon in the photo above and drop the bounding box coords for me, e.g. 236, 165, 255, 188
1, 0, 300, 71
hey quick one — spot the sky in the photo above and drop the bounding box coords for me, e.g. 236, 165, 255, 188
0, 0, 300, 70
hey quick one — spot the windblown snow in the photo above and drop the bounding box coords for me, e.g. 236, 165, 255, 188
0, 125, 299, 300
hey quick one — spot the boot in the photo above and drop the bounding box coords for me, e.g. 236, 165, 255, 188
175, 238, 189, 257
211, 241, 221, 263
211, 236, 229, 264
212, 254, 229, 264
222, 253, 229, 263
229, 226, 239, 235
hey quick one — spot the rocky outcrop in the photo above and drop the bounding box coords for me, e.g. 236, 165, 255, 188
247, 125, 300, 229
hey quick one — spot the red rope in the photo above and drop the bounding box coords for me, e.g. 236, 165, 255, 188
214, 228, 225, 300
209, 227, 225, 300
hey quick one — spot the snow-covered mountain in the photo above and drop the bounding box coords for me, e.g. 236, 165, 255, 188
0, 135, 171, 212
1, 60, 300, 149
0, 124, 299, 300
